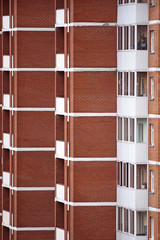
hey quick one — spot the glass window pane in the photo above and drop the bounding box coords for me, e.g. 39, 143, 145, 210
118, 72, 123, 95
124, 72, 128, 95
124, 118, 128, 141
130, 72, 135, 96
118, 117, 122, 140
130, 118, 135, 142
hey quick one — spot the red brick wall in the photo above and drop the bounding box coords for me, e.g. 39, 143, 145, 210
69, 72, 117, 113
70, 117, 116, 158
16, 231, 55, 240
69, 161, 116, 202
69, 27, 117, 68
149, 25, 160, 68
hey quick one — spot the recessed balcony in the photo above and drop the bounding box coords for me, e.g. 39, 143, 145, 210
56, 97, 69, 115
3, 134, 10, 149
3, 172, 10, 187
56, 141, 65, 158
3, 56, 10, 69
56, 54, 65, 70
2, 16, 10, 31
3, 94, 10, 109
56, 184, 65, 202
118, 2, 148, 25
2, 210, 10, 226
56, 9, 65, 26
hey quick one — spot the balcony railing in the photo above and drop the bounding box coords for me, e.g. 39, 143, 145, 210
3, 210, 10, 226
3, 172, 10, 187
56, 54, 65, 70
56, 9, 65, 26
56, 141, 65, 158
3, 94, 10, 109
56, 97, 69, 115
3, 133, 10, 149
56, 184, 65, 202
2, 16, 10, 31
3, 56, 10, 69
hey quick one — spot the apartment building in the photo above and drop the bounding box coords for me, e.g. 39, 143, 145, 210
0, 0, 159, 240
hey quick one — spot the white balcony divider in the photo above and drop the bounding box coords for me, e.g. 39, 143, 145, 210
3, 210, 10, 226
2, 16, 10, 30
3, 133, 10, 148
3, 56, 10, 69
56, 9, 65, 26
56, 141, 65, 158
56, 228, 64, 240
56, 54, 65, 70
3, 172, 10, 187
56, 184, 65, 201
3, 94, 10, 108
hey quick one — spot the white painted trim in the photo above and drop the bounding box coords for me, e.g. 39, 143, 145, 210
55, 155, 117, 162
2, 185, 55, 191
8, 68, 56, 71
149, 68, 160, 72
148, 160, 160, 166
69, 68, 117, 72
148, 114, 160, 119
0, 177, 2, 180
0, 104, 2, 107
2, 223, 55, 231
55, 112, 117, 117
3, 107, 55, 112
55, 198, 117, 206
2, 146, 55, 152
0, 213, 2, 216
149, 207, 160, 213
0, 140, 2, 143
12, 27, 55, 31
149, 20, 160, 25
69, 22, 117, 27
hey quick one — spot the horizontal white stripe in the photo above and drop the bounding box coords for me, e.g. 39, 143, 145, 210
149, 207, 160, 213
55, 155, 117, 162
149, 68, 160, 72
5, 68, 56, 71
3, 107, 55, 112
148, 160, 160, 166
2, 185, 55, 191
3, 146, 55, 152
55, 112, 117, 117
149, 20, 160, 25
55, 198, 117, 206
69, 22, 117, 27
0, 213, 2, 216
69, 68, 117, 72
13, 27, 55, 32
148, 114, 160, 119
2, 223, 55, 231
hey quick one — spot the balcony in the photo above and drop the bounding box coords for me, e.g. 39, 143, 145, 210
117, 232, 147, 240
2, 16, 10, 31
56, 141, 65, 159
117, 186, 147, 210
3, 134, 10, 149
56, 97, 69, 115
56, 9, 65, 26
118, 2, 148, 25
118, 50, 148, 71
117, 142, 147, 164
3, 172, 10, 187
2, 210, 10, 226
56, 54, 65, 70
117, 97, 147, 118
56, 184, 65, 202
3, 56, 10, 69
3, 94, 10, 109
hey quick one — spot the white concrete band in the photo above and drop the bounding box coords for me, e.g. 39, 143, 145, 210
148, 114, 160, 119
2, 223, 55, 231
55, 112, 117, 117
148, 207, 160, 213
2, 185, 55, 191
3, 107, 55, 112
69, 22, 117, 27
12, 27, 55, 31
55, 155, 117, 162
148, 160, 160, 166
5, 68, 56, 72
149, 68, 160, 72
69, 68, 117, 72
3, 146, 55, 152
149, 20, 160, 25
55, 198, 117, 206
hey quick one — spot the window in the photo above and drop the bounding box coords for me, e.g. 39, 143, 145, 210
150, 0, 155, 6
150, 77, 154, 99
151, 217, 154, 239
137, 25, 147, 50
151, 124, 154, 146
124, 118, 128, 141
124, 163, 128, 187
124, 72, 128, 95
151, 30, 155, 53
118, 117, 122, 140
118, 27, 123, 50
119, 0, 123, 4
151, 170, 154, 193
130, 164, 134, 188
118, 72, 123, 95
130, 118, 135, 142
130, 72, 135, 96
124, 26, 129, 50
118, 162, 122, 186
130, 26, 135, 50
137, 73, 147, 97
130, 210, 134, 234
124, 209, 128, 232
118, 207, 123, 231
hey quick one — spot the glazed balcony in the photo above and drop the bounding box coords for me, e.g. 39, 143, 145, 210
2, 16, 10, 31
3, 94, 10, 109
